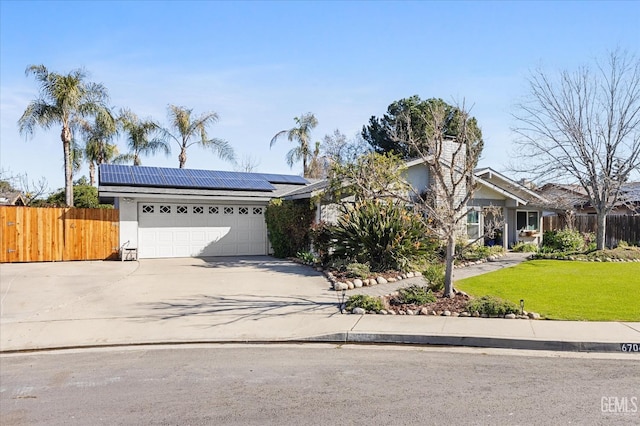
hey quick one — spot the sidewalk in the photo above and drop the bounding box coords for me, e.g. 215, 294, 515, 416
1, 255, 638, 354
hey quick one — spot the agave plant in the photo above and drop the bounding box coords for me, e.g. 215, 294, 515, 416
332, 199, 437, 271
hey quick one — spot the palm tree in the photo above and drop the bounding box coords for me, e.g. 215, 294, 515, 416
78, 108, 122, 185
119, 108, 170, 166
270, 113, 318, 177
18, 65, 109, 206
162, 104, 234, 169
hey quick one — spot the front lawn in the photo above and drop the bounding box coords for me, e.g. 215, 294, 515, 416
455, 260, 640, 321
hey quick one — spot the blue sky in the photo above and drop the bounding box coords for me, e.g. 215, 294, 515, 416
1, 1, 638, 193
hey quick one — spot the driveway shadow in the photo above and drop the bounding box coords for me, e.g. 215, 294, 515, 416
137, 294, 341, 328
188, 256, 325, 278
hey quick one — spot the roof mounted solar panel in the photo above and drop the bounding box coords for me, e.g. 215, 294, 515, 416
99, 164, 285, 192
259, 173, 308, 185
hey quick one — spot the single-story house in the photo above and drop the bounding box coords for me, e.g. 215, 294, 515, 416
282, 162, 549, 249
0, 191, 26, 206
98, 158, 548, 259
538, 182, 640, 216
98, 164, 314, 258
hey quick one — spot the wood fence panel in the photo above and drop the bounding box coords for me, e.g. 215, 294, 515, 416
1, 206, 119, 263
543, 214, 640, 247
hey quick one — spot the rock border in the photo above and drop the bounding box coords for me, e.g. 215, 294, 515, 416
328, 271, 423, 291
531, 253, 640, 262
351, 304, 542, 320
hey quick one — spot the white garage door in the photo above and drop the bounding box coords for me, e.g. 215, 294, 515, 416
137, 202, 268, 258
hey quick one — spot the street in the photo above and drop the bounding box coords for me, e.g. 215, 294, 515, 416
1, 344, 638, 425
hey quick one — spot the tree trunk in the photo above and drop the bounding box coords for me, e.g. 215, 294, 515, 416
444, 233, 456, 298
596, 211, 607, 250
61, 126, 74, 207
89, 162, 96, 187
178, 148, 187, 169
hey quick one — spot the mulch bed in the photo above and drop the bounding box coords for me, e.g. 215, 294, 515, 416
383, 290, 470, 315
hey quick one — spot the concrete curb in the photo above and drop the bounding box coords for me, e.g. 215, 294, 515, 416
0, 334, 633, 355
300, 332, 631, 353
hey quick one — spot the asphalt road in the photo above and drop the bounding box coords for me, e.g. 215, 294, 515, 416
1, 345, 638, 425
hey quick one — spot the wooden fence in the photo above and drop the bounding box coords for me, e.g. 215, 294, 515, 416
0, 206, 119, 263
543, 214, 640, 248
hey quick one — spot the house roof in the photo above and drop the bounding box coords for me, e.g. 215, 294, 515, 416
0, 191, 26, 206
474, 167, 548, 204
98, 164, 312, 203
539, 181, 640, 208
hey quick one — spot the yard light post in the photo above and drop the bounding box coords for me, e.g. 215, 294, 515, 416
520, 299, 525, 316
339, 289, 346, 314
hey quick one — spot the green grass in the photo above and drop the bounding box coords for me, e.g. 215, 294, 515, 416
456, 260, 640, 321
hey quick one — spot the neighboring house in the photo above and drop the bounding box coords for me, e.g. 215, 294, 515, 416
98, 164, 313, 259
0, 191, 26, 206
283, 162, 548, 249
538, 182, 640, 216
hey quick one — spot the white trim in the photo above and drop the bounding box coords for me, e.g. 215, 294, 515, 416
476, 177, 528, 206
475, 167, 548, 203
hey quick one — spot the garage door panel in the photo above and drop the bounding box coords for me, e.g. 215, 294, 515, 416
138, 203, 267, 258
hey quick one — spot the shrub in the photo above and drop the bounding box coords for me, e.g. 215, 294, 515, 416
394, 285, 436, 305
423, 263, 445, 292
331, 200, 437, 272
346, 262, 371, 279
511, 242, 538, 252
542, 229, 584, 253
345, 294, 384, 312
265, 199, 315, 258
465, 296, 519, 316
309, 221, 335, 264
296, 251, 316, 265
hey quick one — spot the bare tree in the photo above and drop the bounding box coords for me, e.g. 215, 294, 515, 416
233, 154, 261, 173
392, 101, 488, 297
329, 102, 490, 298
513, 50, 640, 250
0, 169, 49, 205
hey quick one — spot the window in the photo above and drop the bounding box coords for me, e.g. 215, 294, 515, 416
467, 210, 480, 240
224, 206, 234, 215
177, 205, 188, 214
517, 211, 539, 231
193, 206, 204, 214
160, 205, 171, 214
253, 207, 263, 215
209, 206, 219, 214
142, 205, 154, 214
238, 207, 248, 215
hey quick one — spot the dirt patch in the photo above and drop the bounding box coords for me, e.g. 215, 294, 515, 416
383, 290, 470, 314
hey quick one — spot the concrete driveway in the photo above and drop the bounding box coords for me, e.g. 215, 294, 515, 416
0, 257, 343, 351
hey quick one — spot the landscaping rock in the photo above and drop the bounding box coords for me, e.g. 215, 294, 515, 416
406, 272, 415, 278
387, 277, 397, 283
505, 313, 516, 319
460, 312, 470, 317
379, 310, 388, 315
472, 311, 480, 317
368, 279, 377, 286
335, 282, 348, 291
414, 271, 422, 277
481, 313, 489, 318
452, 312, 460, 317
420, 307, 430, 315
376, 276, 388, 285
517, 315, 529, 320
401, 274, 408, 279
353, 279, 363, 288
442, 310, 451, 316
528, 312, 541, 320
406, 309, 415, 315
396, 276, 403, 281
347, 282, 355, 290
398, 310, 406, 315
388, 310, 397, 315
352, 307, 366, 315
